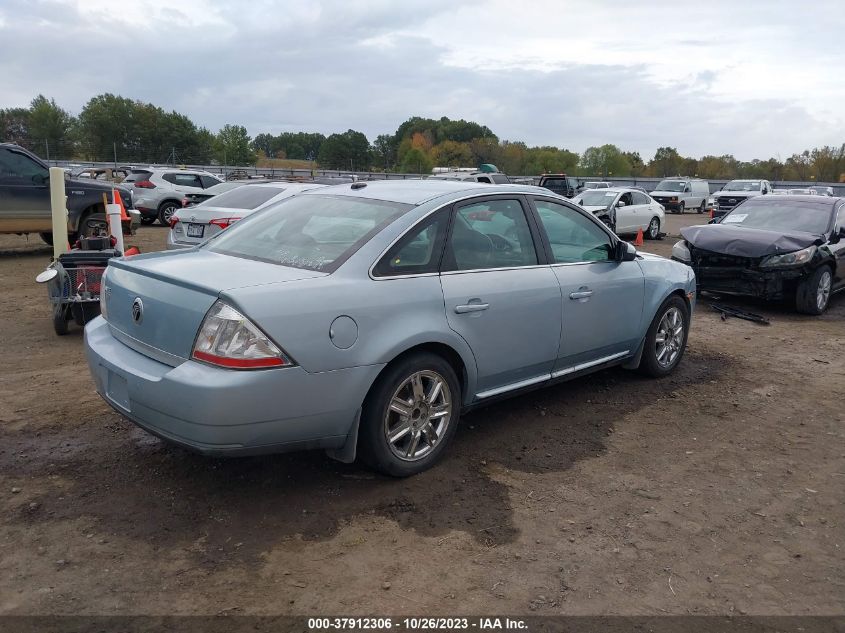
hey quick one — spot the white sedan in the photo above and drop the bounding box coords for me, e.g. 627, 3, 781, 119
167, 182, 325, 249
573, 187, 665, 240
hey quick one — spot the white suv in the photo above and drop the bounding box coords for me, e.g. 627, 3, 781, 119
123, 168, 222, 225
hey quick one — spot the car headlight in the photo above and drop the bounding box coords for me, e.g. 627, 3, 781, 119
671, 240, 691, 263
759, 245, 816, 269
99, 267, 109, 320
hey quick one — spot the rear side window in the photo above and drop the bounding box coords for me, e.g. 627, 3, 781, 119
373, 208, 450, 277
200, 186, 283, 209
445, 199, 538, 271
124, 170, 152, 183
632, 191, 650, 205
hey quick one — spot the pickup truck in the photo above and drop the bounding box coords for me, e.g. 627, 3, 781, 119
0, 143, 139, 244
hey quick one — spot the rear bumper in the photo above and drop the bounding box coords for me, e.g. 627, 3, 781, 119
84, 317, 384, 456
165, 230, 197, 250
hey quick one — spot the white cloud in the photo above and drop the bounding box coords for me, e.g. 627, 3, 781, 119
0, 0, 842, 161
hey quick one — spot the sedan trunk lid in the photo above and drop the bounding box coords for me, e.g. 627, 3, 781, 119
102, 250, 326, 361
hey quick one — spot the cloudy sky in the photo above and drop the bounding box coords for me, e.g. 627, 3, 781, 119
1, 0, 843, 160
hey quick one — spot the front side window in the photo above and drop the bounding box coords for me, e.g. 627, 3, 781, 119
207, 194, 410, 272
533, 199, 614, 264
445, 199, 538, 271
0, 148, 48, 183
373, 208, 449, 277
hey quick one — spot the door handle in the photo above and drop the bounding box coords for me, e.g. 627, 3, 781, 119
455, 302, 489, 313
569, 289, 593, 300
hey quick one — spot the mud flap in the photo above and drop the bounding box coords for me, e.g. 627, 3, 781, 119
325, 409, 361, 464
621, 336, 646, 370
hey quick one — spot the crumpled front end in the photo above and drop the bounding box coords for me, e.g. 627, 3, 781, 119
689, 247, 806, 299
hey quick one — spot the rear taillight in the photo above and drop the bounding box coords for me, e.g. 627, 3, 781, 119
134, 180, 156, 189
169, 216, 180, 229
192, 301, 292, 369
709, 209, 714, 219
210, 217, 241, 230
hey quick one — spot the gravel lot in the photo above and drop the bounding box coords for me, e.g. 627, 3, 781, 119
0, 213, 843, 616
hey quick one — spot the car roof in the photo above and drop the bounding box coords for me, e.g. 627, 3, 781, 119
581, 187, 634, 194
745, 194, 838, 206
299, 179, 553, 206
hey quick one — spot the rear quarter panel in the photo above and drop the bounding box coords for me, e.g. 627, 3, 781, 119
224, 272, 480, 401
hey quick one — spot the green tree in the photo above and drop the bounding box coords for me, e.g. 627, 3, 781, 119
371, 133, 396, 170
524, 146, 579, 175
648, 146, 684, 177
28, 95, 75, 159
579, 144, 631, 176
398, 147, 433, 174
317, 129, 370, 170
0, 107, 31, 146
214, 124, 255, 166
622, 151, 644, 176
430, 140, 473, 168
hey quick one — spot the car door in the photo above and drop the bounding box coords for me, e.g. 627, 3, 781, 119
632, 191, 657, 230
833, 203, 845, 290
439, 196, 562, 398
529, 197, 645, 372
0, 146, 51, 233
614, 192, 636, 232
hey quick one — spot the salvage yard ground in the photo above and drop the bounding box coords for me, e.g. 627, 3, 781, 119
0, 213, 843, 616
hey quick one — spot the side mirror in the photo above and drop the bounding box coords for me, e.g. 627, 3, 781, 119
615, 240, 637, 262
832, 227, 845, 243
684, 186, 690, 193
616, 201, 627, 207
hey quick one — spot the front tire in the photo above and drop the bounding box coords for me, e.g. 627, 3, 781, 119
359, 352, 461, 477
638, 295, 689, 377
646, 217, 660, 240
157, 201, 180, 226
53, 307, 69, 336
796, 266, 832, 315
677, 201, 685, 214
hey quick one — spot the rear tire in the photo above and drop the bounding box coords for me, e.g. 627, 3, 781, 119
697, 200, 705, 214
140, 217, 156, 226
53, 307, 69, 336
638, 295, 689, 377
795, 266, 832, 315
359, 352, 461, 477
157, 201, 180, 226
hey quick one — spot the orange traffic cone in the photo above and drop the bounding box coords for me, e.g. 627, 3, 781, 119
633, 227, 644, 247
112, 189, 130, 221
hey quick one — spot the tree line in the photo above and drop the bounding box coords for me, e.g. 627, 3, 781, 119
2, 94, 843, 182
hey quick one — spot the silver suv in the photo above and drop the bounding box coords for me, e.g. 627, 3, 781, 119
123, 168, 222, 225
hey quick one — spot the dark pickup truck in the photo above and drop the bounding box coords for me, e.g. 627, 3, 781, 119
0, 143, 139, 244
538, 173, 579, 198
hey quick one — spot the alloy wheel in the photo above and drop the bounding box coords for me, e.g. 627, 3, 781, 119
655, 306, 685, 368
383, 370, 452, 462
648, 218, 659, 239
817, 270, 832, 311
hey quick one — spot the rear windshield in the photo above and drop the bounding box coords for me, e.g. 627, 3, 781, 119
721, 200, 834, 234
206, 195, 411, 272
123, 170, 152, 182
199, 185, 282, 209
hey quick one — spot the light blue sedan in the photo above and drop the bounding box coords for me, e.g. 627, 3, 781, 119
85, 180, 695, 476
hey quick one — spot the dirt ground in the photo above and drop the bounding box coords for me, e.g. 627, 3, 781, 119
0, 213, 843, 617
